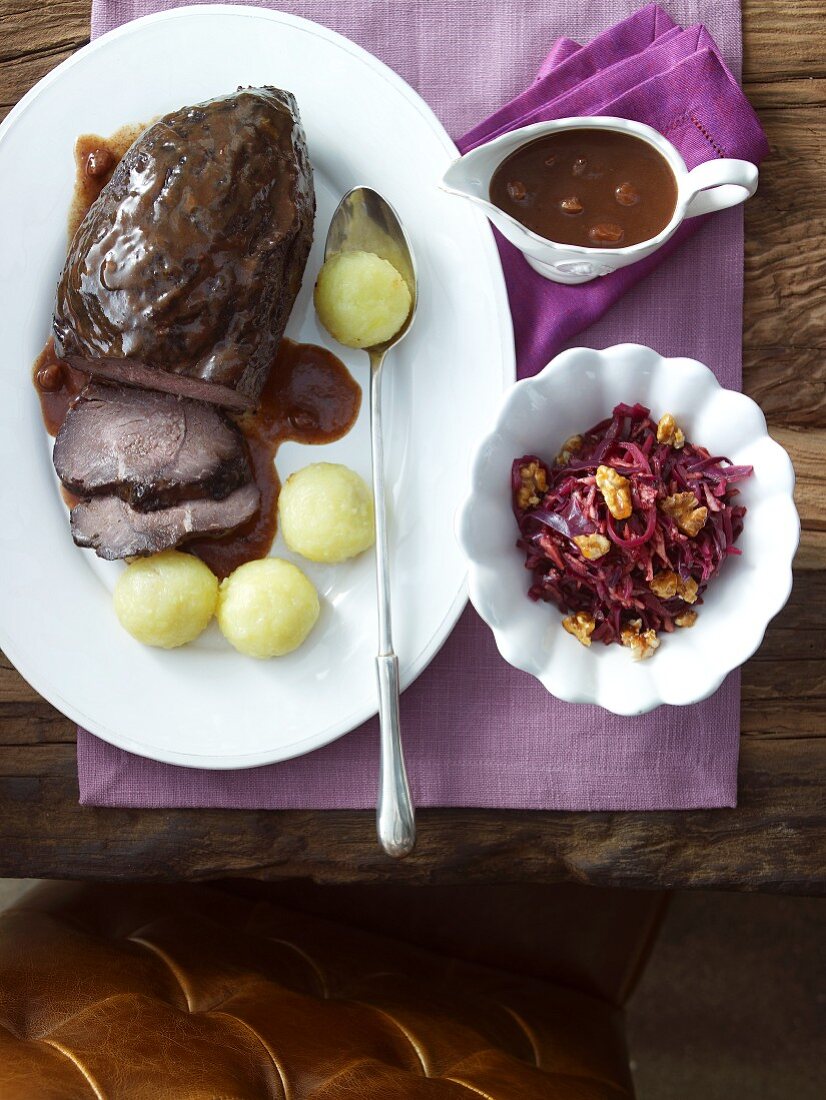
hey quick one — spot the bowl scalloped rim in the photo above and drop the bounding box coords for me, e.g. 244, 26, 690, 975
456, 343, 799, 716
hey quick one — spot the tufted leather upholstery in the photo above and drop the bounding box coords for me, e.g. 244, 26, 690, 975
0, 882, 635, 1098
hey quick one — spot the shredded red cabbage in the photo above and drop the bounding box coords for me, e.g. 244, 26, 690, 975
512, 403, 752, 652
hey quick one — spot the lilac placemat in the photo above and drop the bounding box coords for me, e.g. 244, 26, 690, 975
79, 1, 755, 810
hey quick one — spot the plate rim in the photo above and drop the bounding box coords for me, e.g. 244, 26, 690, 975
0, 3, 516, 768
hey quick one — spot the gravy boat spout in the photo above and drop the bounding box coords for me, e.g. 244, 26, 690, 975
440, 116, 758, 285
440, 133, 534, 243
441, 144, 500, 210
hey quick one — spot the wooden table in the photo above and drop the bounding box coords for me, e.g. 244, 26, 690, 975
1, 1, 824, 893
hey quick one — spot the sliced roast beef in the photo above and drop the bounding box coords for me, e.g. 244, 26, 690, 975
60, 357, 250, 411
54, 87, 315, 410
70, 484, 260, 560
54, 384, 250, 511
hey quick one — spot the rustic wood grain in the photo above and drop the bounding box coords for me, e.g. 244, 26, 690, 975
0, 745, 822, 891
772, 427, 825, 569
0, 2, 89, 113
742, 0, 826, 81
1, 571, 824, 892
0, 0, 823, 891
794, 531, 826, 570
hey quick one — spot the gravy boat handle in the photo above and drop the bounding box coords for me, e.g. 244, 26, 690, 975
683, 159, 759, 218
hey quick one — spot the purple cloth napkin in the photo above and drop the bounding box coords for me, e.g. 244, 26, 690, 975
79, 1, 766, 810
459, 20, 768, 377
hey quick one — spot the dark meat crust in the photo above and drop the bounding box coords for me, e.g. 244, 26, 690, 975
54, 87, 315, 409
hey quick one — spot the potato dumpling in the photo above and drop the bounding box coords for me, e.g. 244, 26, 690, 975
314, 249, 412, 349
278, 462, 375, 564
113, 550, 218, 649
217, 558, 320, 658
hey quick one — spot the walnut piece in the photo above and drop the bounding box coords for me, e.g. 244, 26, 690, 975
660, 491, 708, 537
656, 412, 685, 449
573, 533, 611, 561
649, 570, 699, 604
675, 610, 698, 628
679, 576, 699, 604
620, 619, 660, 661
649, 571, 678, 599
555, 435, 583, 466
562, 612, 596, 647
596, 465, 632, 519
516, 461, 548, 510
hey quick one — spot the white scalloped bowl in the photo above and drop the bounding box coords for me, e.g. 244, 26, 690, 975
456, 344, 799, 715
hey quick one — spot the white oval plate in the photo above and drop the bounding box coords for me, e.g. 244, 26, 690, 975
457, 345, 798, 715
0, 6, 514, 767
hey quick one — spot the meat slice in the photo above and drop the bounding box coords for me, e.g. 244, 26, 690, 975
54, 384, 250, 511
61, 357, 251, 412
53, 87, 315, 410
70, 484, 260, 560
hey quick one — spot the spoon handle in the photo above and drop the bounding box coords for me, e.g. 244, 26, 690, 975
369, 351, 415, 858
376, 653, 415, 857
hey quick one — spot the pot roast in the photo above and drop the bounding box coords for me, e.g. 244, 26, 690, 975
54, 384, 251, 511
70, 485, 261, 561
54, 384, 260, 559
53, 87, 315, 411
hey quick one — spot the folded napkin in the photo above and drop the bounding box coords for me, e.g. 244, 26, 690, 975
80, 1, 767, 810
460, 19, 769, 377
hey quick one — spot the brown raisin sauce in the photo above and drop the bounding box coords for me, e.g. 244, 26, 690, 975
490, 128, 678, 248
186, 339, 362, 579
32, 337, 89, 437
68, 125, 146, 241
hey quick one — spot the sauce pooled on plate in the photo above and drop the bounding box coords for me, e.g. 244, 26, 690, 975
186, 338, 361, 579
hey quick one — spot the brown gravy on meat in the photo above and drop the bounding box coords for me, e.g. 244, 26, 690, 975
34, 334, 361, 579
37, 127, 148, 434
490, 128, 678, 248
186, 339, 362, 578
58, 92, 314, 409
35, 128, 361, 579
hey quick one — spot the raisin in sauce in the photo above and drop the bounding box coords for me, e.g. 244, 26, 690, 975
33, 337, 88, 437
68, 126, 146, 240
33, 131, 361, 579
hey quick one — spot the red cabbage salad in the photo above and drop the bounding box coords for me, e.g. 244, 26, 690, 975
512, 403, 753, 660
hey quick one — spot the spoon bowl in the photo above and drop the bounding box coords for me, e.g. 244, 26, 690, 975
323, 186, 417, 351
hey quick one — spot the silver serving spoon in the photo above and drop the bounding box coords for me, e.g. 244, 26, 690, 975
322, 187, 417, 858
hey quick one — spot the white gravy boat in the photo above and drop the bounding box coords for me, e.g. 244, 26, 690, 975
441, 116, 759, 284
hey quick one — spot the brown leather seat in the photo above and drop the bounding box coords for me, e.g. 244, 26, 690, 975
0, 882, 636, 1098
